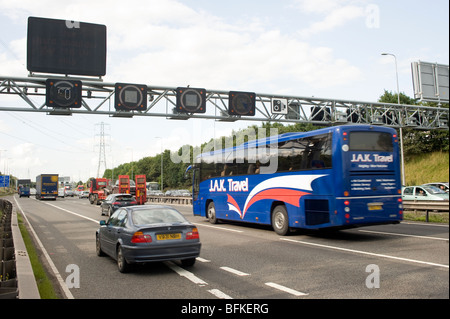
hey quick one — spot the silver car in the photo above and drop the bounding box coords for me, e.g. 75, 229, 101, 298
402, 185, 449, 201
96, 205, 201, 273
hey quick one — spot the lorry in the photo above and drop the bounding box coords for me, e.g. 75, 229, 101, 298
17, 179, 31, 198
135, 175, 147, 205
87, 178, 110, 205
36, 174, 58, 200
118, 175, 131, 194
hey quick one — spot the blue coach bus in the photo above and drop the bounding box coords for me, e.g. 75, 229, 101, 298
187, 125, 403, 235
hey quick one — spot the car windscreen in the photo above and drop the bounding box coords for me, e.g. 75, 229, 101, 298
132, 208, 188, 225
423, 186, 447, 194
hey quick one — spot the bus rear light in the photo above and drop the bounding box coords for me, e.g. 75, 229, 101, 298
344, 200, 350, 206
345, 213, 350, 219
344, 191, 349, 196
397, 198, 402, 202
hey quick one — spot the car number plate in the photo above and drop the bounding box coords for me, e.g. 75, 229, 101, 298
157, 233, 181, 240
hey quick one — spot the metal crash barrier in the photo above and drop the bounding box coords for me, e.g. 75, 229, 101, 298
146, 196, 192, 206
403, 200, 449, 222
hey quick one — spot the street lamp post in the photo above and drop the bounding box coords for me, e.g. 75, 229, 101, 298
382, 52, 406, 186
155, 137, 163, 192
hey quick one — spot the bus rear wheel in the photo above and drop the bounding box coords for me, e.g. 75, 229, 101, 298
207, 202, 217, 224
272, 205, 290, 236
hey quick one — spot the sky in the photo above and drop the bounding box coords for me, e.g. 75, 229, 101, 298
0, 0, 449, 184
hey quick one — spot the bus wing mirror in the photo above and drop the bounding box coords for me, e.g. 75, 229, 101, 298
184, 165, 194, 180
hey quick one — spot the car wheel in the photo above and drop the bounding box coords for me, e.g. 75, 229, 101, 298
117, 245, 130, 273
207, 202, 217, 224
108, 207, 113, 217
96, 234, 105, 257
272, 205, 290, 236
181, 258, 196, 267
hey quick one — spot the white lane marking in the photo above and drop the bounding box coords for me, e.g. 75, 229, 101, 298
208, 289, 233, 299
358, 229, 449, 241
196, 223, 244, 233
166, 262, 208, 286
196, 257, 211, 263
220, 266, 250, 276
265, 282, 308, 297
14, 196, 75, 299
280, 238, 449, 269
39, 200, 99, 224
401, 221, 449, 228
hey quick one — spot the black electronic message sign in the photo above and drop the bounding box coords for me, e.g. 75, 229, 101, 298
176, 87, 206, 113
45, 79, 82, 108
228, 91, 256, 116
27, 17, 107, 76
114, 83, 148, 111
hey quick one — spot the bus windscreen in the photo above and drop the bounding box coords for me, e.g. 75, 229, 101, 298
349, 132, 393, 152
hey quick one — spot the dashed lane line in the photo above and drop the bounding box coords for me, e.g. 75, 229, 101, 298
207, 289, 233, 299
166, 262, 233, 299
220, 266, 250, 276
265, 282, 308, 297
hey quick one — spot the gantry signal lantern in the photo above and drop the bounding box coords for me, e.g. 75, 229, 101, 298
114, 83, 147, 111
176, 87, 206, 113
228, 91, 256, 116
45, 79, 82, 108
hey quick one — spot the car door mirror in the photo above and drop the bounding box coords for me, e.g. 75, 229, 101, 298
100, 220, 106, 226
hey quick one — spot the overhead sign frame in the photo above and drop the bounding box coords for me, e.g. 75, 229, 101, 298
412, 61, 449, 104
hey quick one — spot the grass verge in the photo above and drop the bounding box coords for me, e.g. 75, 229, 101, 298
16, 212, 60, 299
403, 211, 449, 223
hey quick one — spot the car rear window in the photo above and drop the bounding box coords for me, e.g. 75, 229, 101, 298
132, 208, 188, 225
116, 195, 134, 201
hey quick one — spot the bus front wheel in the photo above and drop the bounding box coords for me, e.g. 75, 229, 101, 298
207, 202, 218, 224
272, 205, 289, 236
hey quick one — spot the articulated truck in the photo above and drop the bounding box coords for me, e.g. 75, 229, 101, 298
36, 174, 59, 200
